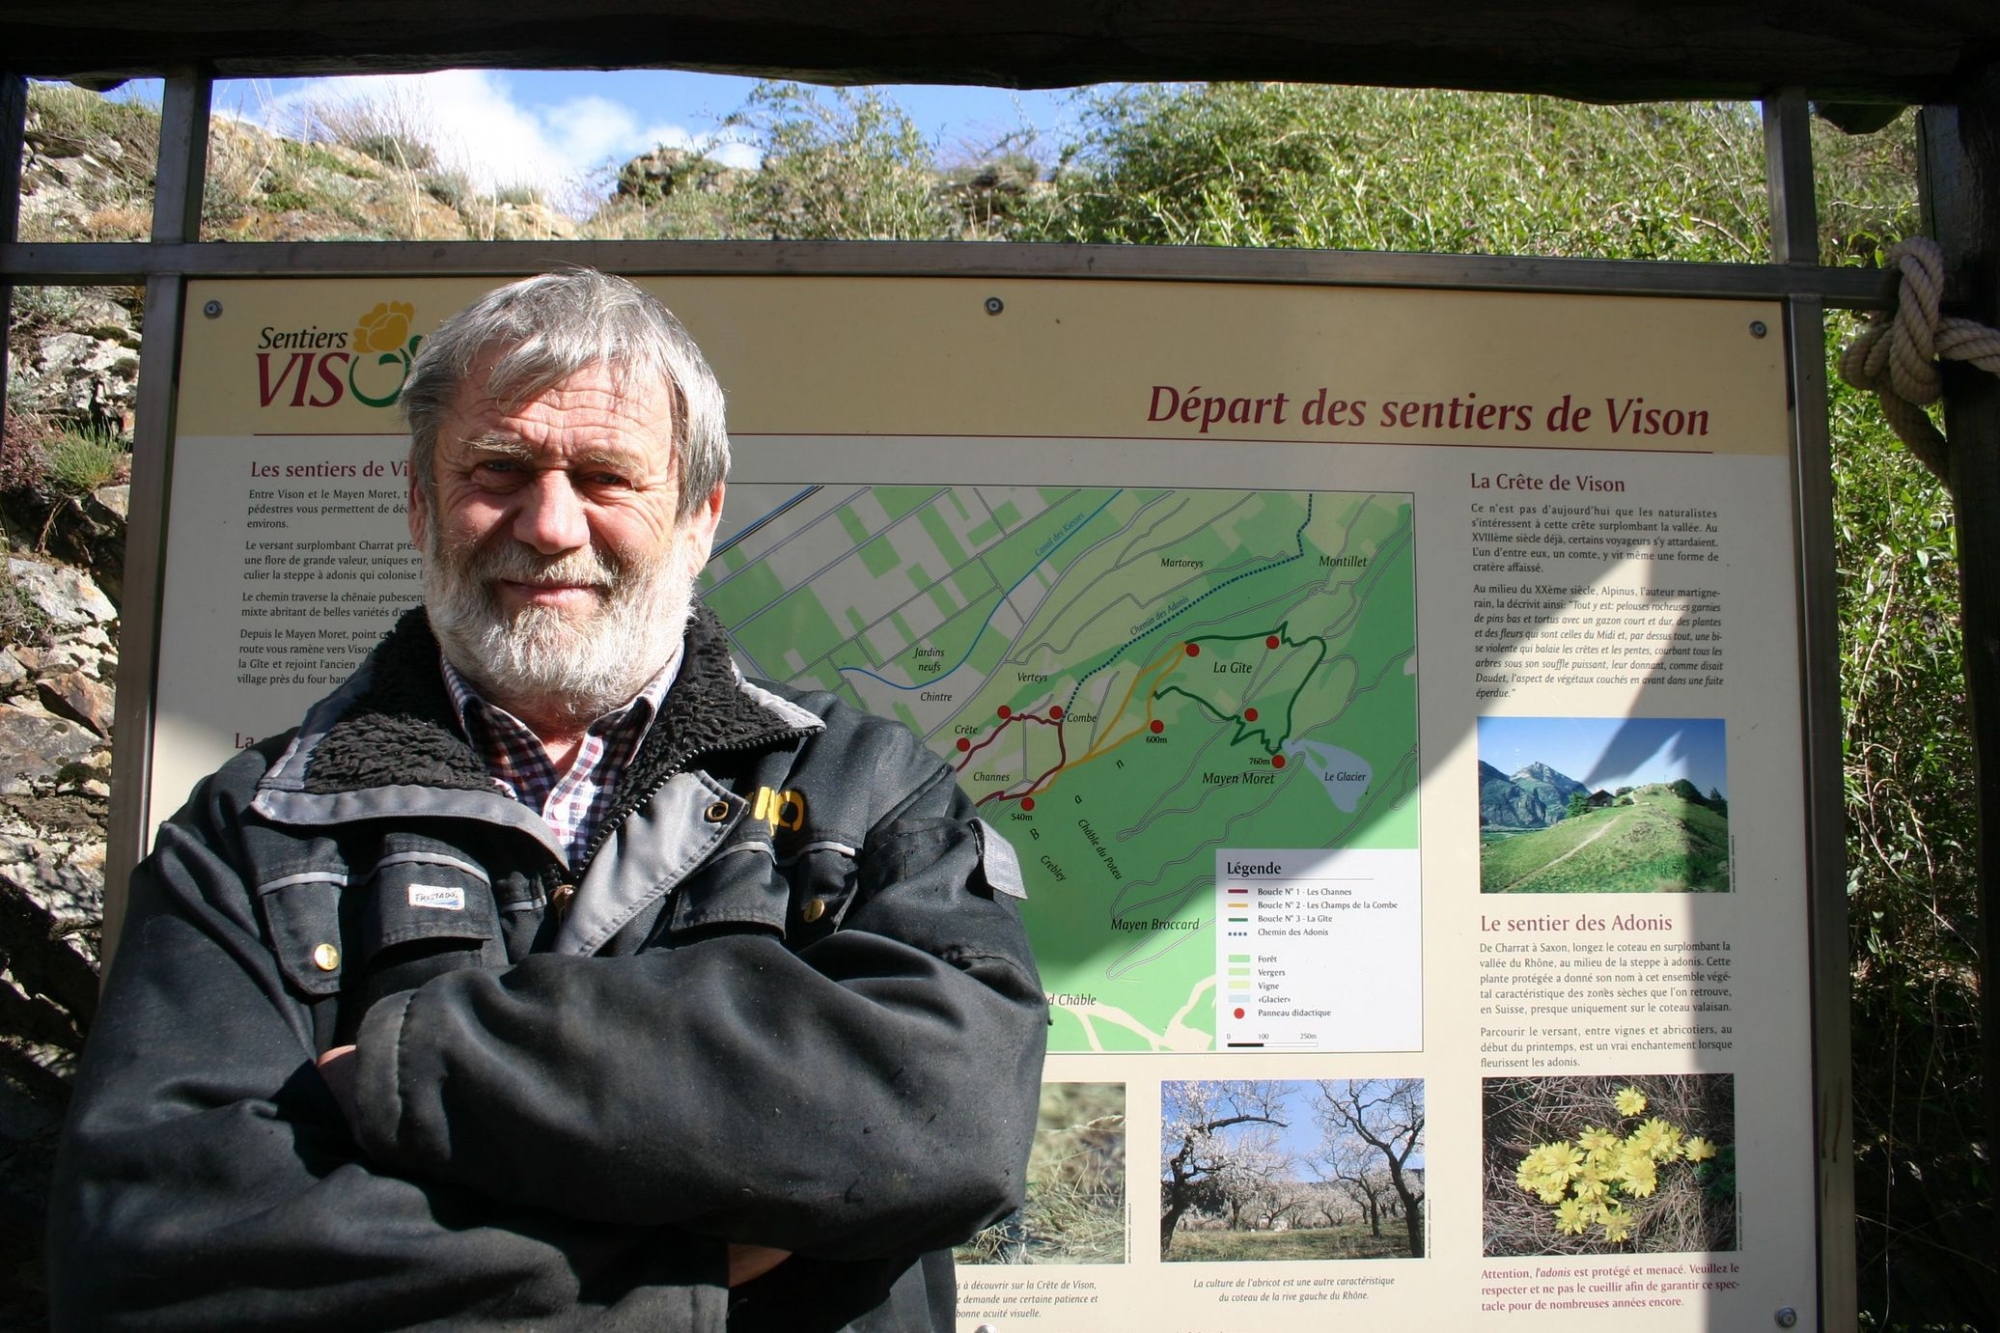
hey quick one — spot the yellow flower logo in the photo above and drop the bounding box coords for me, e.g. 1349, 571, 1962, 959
352, 301, 416, 354
346, 300, 423, 408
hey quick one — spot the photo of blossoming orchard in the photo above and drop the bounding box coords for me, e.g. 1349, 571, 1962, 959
1482, 1074, 1735, 1255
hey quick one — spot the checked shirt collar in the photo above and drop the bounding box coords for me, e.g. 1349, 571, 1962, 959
440, 647, 682, 868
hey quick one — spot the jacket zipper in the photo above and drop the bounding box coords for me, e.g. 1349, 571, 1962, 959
568, 727, 817, 888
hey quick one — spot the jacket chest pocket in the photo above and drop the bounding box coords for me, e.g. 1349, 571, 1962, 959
254, 837, 505, 1036
347, 842, 505, 1031
663, 834, 861, 949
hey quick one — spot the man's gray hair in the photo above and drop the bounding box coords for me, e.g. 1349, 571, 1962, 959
400, 269, 728, 518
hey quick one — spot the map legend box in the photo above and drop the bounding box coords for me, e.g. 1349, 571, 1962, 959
1215, 848, 1423, 1051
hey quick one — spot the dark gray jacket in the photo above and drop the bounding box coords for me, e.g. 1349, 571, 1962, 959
49, 607, 1046, 1330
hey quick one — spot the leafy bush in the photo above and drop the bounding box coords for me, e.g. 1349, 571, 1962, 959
1021, 86, 1766, 260
724, 83, 960, 240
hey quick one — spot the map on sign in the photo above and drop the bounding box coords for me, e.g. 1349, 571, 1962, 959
701, 484, 1419, 1053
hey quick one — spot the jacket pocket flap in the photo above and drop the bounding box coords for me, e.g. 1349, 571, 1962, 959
252, 872, 347, 998
360, 846, 499, 955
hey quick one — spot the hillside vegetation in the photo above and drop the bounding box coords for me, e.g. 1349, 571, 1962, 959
4, 78, 1984, 1329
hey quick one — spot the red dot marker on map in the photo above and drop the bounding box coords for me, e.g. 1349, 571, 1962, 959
1266, 635, 1280, 649
1272, 754, 1287, 769
1150, 719, 1165, 734
1049, 705, 1064, 720
1185, 644, 1200, 657
1233, 1008, 1245, 1019
955, 737, 970, 752
997, 705, 1011, 719
1020, 797, 1036, 812
1243, 707, 1259, 722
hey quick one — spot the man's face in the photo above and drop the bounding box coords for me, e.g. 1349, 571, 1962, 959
409, 354, 724, 723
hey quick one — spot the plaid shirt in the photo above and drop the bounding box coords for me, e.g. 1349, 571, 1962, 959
442, 651, 681, 869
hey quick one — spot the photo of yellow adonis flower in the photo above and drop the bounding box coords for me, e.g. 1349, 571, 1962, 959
353, 301, 416, 354
1576, 1125, 1621, 1158
1483, 1074, 1736, 1256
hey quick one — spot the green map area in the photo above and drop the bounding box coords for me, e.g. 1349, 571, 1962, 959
701, 485, 1419, 1052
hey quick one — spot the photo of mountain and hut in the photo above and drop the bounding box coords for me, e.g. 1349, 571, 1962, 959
1478, 717, 1730, 894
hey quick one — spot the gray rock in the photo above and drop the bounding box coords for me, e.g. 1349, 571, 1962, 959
38, 671, 115, 737
42, 642, 104, 677
30, 331, 140, 420
90, 483, 130, 521
0, 653, 25, 692
6, 559, 116, 627
0, 832, 105, 934
0, 703, 99, 780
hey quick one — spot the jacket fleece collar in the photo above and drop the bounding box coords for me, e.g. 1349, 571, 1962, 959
297, 604, 816, 804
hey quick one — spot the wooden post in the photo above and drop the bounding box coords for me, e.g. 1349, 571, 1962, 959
1764, 92, 1857, 1331
1918, 60, 2000, 1276
102, 68, 209, 970
1, 73, 24, 439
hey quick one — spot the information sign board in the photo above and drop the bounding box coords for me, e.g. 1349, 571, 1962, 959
163, 274, 1813, 1329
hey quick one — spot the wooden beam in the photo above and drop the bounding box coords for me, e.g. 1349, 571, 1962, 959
0, 238, 1903, 310
0, 1, 1993, 105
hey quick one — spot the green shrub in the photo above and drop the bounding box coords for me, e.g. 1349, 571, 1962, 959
725, 83, 959, 240
40, 426, 129, 495
350, 132, 436, 171
491, 182, 545, 207
421, 169, 471, 208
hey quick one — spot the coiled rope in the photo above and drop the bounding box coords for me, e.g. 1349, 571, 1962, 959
1838, 236, 2000, 481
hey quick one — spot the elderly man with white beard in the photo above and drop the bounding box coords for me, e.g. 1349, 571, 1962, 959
48, 270, 1047, 1332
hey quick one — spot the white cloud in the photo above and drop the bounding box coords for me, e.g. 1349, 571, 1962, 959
241, 71, 757, 215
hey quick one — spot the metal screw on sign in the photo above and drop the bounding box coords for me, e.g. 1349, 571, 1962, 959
975, 1325, 999, 1333
1774, 1308, 1798, 1327
203, 300, 223, 318
1749, 320, 1768, 338
985, 297, 1004, 315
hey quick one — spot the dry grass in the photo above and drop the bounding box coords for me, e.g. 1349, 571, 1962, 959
956, 1082, 1126, 1265
1165, 1224, 1411, 1262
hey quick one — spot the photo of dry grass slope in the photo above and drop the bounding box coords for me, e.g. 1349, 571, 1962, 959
956, 1082, 1127, 1266
1483, 1074, 1736, 1256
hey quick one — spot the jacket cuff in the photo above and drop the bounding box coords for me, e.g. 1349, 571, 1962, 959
350, 989, 415, 1163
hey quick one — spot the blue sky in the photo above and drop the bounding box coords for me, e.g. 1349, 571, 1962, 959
113, 70, 1086, 212
1478, 715, 1728, 797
